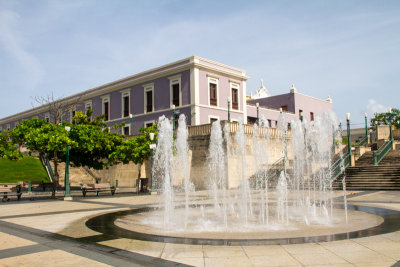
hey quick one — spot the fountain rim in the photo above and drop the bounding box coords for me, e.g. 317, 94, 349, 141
85, 204, 400, 246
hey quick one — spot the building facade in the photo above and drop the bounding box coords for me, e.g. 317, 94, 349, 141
0, 56, 332, 134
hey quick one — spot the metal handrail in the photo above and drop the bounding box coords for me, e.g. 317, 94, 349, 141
39, 154, 54, 183
373, 139, 392, 165
330, 152, 351, 181
356, 135, 368, 146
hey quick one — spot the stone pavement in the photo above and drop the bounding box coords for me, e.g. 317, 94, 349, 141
0, 190, 399, 267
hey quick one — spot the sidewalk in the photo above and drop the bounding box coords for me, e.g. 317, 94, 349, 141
0, 191, 399, 266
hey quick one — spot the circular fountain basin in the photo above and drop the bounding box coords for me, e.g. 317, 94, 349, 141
86, 204, 400, 246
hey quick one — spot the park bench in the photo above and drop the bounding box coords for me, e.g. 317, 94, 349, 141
1, 185, 22, 202
81, 183, 116, 197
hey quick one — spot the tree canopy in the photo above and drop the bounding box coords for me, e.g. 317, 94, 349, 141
109, 124, 158, 166
370, 108, 400, 129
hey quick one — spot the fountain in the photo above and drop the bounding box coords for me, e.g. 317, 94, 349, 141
122, 112, 352, 232
85, 111, 400, 246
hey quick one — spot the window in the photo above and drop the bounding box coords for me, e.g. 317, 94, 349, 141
123, 125, 130, 136
144, 120, 155, 128
299, 109, 303, 121
281, 105, 288, 112
6, 124, 10, 131
209, 116, 219, 124
268, 119, 272, 127
230, 82, 240, 110
209, 82, 217, 106
121, 91, 130, 118
0, 126, 2, 132
44, 113, 50, 123
310, 112, 314, 121
85, 101, 92, 121
232, 88, 239, 110
247, 117, 257, 124
102, 96, 110, 121
70, 109, 76, 124
143, 84, 154, 113
169, 75, 181, 107
207, 75, 219, 107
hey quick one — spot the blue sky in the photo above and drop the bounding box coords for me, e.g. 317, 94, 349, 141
1, 0, 399, 127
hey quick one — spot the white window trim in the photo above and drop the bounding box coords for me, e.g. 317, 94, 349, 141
122, 124, 131, 136
85, 100, 92, 120
121, 90, 130, 118
101, 95, 110, 121
44, 113, 50, 123
70, 106, 77, 124
144, 120, 156, 128
6, 124, 10, 131
230, 82, 240, 111
169, 75, 182, 107
207, 76, 219, 107
143, 83, 154, 114
208, 115, 220, 124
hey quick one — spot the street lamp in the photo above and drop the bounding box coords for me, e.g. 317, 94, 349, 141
256, 102, 259, 125
149, 132, 156, 193
129, 113, 133, 136
172, 104, 180, 130
364, 113, 368, 139
64, 126, 71, 198
388, 108, 393, 141
227, 97, 231, 122
346, 113, 351, 155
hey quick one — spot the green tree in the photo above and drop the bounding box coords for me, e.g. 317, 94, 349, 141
8, 118, 47, 152
110, 125, 158, 179
0, 133, 21, 160
67, 111, 124, 170
24, 121, 73, 198
370, 108, 400, 129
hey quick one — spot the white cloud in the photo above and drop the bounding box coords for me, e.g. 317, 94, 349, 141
0, 8, 45, 89
366, 99, 388, 116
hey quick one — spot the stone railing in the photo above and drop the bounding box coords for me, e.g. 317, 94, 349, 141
187, 120, 289, 138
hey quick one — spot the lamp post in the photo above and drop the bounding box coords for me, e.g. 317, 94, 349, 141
227, 97, 231, 122
129, 113, 133, 136
364, 113, 368, 139
388, 108, 393, 141
171, 105, 180, 130
64, 126, 71, 198
256, 102, 259, 125
149, 132, 156, 193
346, 113, 351, 155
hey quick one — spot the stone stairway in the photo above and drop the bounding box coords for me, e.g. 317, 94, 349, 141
354, 151, 374, 166
379, 150, 400, 165
333, 165, 400, 190
333, 150, 400, 190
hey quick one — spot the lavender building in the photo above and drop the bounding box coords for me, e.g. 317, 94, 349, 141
0, 56, 332, 133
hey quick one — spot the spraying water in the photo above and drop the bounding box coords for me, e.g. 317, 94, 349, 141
175, 114, 191, 228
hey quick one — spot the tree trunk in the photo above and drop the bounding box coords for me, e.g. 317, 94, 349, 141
137, 163, 142, 193
52, 150, 59, 199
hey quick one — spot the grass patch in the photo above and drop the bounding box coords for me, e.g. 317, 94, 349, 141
0, 156, 50, 183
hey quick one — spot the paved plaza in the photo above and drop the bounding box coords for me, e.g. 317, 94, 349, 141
0, 190, 399, 267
